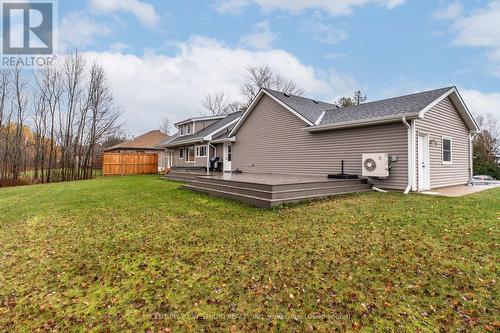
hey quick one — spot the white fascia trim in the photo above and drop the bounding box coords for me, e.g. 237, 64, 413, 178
229, 90, 265, 137
418, 88, 455, 119
203, 118, 240, 141
229, 89, 314, 137
419, 87, 480, 133
314, 111, 326, 125
164, 137, 205, 148
212, 136, 236, 144
264, 90, 315, 126
175, 115, 226, 127
305, 113, 419, 132
450, 88, 480, 132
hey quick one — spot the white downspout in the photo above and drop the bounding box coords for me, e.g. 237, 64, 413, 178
469, 132, 474, 183
402, 117, 412, 195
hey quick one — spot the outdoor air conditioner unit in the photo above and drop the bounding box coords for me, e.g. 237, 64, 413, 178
362, 153, 389, 178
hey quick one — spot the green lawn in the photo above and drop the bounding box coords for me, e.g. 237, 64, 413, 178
0, 176, 498, 332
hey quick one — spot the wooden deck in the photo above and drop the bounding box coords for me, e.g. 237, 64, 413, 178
166, 172, 372, 208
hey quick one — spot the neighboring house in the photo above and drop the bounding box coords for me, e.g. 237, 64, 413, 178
105, 130, 169, 171
162, 113, 243, 172
164, 86, 478, 192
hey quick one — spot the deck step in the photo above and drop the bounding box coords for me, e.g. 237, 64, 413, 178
183, 182, 373, 208
189, 179, 372, 200
163, 174, 197, 181
195, 176, 367, 192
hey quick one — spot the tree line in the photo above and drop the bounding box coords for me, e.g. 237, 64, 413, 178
0, 51, 122, 186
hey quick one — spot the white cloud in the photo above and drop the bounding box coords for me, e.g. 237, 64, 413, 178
460, 89, 500, 119
453, 1, 500, 48
300, 12, 348, 45
433, 1, 463, 20
439, 1, 500, 76
89, 0, 160, 28
59, 12, 111, 50
109, 42, 130, 52
84, 37, 356, 134
240, 21, 276, 49
214, 0, 406, 16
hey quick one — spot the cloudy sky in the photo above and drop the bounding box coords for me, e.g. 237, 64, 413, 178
58, 0, 500, 135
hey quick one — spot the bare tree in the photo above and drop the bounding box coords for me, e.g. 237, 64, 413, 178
160, 116, 171, 134
0, 70, 9, 128
240, 65, 305, 107
33, 67, 62, 182
0, 50, 122, 187
81, 63, 121, 179
473, 113, 500, 178
353, 90, 367, 105
202, 91, 236, 116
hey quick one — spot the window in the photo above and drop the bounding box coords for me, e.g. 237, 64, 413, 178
186, 146, 195, 162
196, 145, 207, 157
179, 123, 193, 136
179, 147, 184, 159
442, 137, 452, 164
227, 144, 232, 162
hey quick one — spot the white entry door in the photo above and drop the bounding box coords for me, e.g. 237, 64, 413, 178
223, 143, 232, 172
418, 134, 430, 191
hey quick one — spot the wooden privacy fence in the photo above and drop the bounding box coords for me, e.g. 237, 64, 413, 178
102, 152, 158, 176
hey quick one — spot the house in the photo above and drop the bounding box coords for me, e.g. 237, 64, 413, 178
228, 86, 479, 192
105, 130, 169, 172
165, 86, 478, 194
162, 112, 243, 173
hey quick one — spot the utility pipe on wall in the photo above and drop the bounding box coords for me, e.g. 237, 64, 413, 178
402, 116, 412, 195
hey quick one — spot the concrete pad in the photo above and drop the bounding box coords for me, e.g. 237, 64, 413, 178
422, 182, 500, 197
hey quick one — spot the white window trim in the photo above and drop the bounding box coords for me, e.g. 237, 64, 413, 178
185, 146, 195, 163
196, 145, 207, 157
442, 136, 453, 165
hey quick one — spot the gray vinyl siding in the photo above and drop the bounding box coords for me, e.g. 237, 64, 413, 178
170, 146, 205, 168
170, 143, 224, 168
414, 97, 471, 189
193, 120, 217, 133
232, 95, 409, 190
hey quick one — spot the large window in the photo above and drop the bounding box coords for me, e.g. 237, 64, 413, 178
186, 146, 195, 162
196, 145, 207, 157
442, 137, 452, 164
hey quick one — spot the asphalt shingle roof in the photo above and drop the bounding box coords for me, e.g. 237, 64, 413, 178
105, 130, 169, 151
166, 111, 243, 146
264, 88, 338, 124
320, 87, 453, 126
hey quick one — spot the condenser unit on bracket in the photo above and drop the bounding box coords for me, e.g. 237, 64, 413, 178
362, 153, 389, 178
